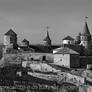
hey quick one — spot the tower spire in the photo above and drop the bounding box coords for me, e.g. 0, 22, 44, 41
43, 26, 51, 46
80, 16, 91, 53
46, 26, 50, 39
81, 16, 90, 35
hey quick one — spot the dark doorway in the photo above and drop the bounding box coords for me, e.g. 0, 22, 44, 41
43, 56, 46, 61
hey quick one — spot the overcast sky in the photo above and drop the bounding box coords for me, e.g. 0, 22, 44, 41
0, 0, 92, 44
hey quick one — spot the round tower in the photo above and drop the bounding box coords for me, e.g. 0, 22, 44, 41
80, 17, 92, 55
80, 17, 91, 48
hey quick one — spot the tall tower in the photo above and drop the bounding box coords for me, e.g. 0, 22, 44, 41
80, 17, 91, 48
80, 17, 92, 55
43, 26, 51, 46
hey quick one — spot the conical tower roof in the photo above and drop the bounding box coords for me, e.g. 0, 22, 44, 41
81, 17, 91, 35
43, 31, 51, 42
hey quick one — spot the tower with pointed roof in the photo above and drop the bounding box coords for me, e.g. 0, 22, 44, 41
80, 17, 91, 48
4, 29, 17, 48
80, 17, 92, 55
43, 26, 51, 46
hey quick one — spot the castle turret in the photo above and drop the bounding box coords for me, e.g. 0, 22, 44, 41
62, 36, 74, 45
21, 39, 29, 47
80, 17, 91, 48
80, 17, 92, 55
43, 27, 51, 46
4, 29, 17, 49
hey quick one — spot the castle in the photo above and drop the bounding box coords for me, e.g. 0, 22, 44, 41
3, 17, 92, 68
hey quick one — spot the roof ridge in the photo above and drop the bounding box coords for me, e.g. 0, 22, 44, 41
4, 29, 17, 36
54, 46, 79, 54
62, 36, 74, 40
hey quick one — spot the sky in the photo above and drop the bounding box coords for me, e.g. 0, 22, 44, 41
0, 0, 92, 44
